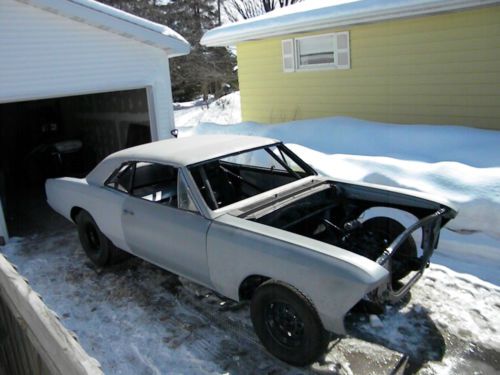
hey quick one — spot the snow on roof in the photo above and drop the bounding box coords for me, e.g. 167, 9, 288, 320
202, 0, 500, 46
22, 0, 190, 56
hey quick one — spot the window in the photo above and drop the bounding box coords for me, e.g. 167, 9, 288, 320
188, 144, 315, 210
131, 162, 178, 207
282, 32, 350, 72
297, 34, 335, 66
106, 162, 196, 210
106, 163, 134, 193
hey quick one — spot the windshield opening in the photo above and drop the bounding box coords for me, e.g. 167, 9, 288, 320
188, 143, 315, 210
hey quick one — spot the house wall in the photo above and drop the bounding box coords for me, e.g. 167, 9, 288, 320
0, 0, 175, 139
236, 6, 500, 130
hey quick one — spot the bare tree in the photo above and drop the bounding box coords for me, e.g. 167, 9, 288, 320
223, 0, 263, 22
223, 0, 302, 22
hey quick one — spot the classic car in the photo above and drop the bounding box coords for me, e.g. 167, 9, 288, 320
45, 134, 457, 365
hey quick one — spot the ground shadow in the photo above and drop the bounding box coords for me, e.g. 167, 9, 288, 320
345, 299, 446, 374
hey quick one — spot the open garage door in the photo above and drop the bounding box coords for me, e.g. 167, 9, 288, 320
0, 88, 152, 240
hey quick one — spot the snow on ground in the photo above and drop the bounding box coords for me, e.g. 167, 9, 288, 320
174, 92, 241, 129
176, 108, 500, 284
2, 230, 499, 374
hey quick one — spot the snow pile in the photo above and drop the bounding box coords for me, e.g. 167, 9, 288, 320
180, 117, 500, 241
184, 116, 499, 167
174, 92, 241, 129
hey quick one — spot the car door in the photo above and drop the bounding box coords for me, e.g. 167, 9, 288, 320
121, 162, 211, 286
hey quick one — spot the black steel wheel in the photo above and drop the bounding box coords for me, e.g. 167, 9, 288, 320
76, 210, 127, 266
251, 280, 329, 366
264, 301, 305, 348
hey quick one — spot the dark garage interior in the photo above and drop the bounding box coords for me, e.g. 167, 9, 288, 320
0, 88, 151, 237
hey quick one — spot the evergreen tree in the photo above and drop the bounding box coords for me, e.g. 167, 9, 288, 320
98, 0, 236, 102
164, 0, 237, 101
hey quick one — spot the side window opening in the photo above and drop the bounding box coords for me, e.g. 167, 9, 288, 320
131, 162, 178, 207
106, 162, 199, 212
106, 163, 134, 193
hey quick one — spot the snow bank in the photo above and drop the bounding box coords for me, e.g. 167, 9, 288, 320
174, 92, 241, 128
185, 116, 500, 167
181, 117, 500, 241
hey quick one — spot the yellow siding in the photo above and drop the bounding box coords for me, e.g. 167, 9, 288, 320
236, 6, 500, 129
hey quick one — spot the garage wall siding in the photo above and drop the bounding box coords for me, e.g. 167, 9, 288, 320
0, 0, 175, 139
236, 6, 500, 130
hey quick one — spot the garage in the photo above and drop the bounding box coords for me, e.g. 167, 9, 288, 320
0, 89, 153, 236
0, 0, 190, 242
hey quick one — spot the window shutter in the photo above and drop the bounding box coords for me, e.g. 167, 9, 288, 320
335, 32, 350, 69
282, 39, 295, 73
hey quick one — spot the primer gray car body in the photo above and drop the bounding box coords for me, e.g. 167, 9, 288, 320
46, 135, 457, 334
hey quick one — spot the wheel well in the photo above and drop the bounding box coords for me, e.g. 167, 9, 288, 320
70, 207, 84, 223
238, 275, 270, 301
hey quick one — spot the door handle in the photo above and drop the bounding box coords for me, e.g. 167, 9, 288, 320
123, 209, 134, 216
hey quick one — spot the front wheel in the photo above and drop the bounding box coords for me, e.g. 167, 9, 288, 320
250, 281, 329, 366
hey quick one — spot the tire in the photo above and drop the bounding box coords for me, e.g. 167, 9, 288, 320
250, 280, 329, 366
362, 217, 417, 281
76, 210, 127, 266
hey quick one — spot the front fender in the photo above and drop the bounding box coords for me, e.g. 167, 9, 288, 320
207, 215, 389, 334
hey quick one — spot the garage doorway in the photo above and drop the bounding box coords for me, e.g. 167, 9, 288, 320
0, 88, 151, 238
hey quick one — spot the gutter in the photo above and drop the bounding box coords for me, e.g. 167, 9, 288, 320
202, 0, 500, 46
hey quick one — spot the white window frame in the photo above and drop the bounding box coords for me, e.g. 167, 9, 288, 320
282, 31, 350, 73
295, 33, 336, 71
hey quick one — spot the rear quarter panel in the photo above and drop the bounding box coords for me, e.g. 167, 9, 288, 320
207, 215, 389, 334
45, 178, 129, 251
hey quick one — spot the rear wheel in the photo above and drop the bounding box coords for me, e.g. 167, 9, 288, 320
250, 281, 329, 366
76, 210, 127, 266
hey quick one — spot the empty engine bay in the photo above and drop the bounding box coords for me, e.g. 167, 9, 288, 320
243, 181, 446, 280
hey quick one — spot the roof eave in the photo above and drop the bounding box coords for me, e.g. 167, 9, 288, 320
201, 0, 499, 47
22, 0, 190, 56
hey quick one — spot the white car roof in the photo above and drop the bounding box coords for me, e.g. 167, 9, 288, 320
87, 134, 278, 184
